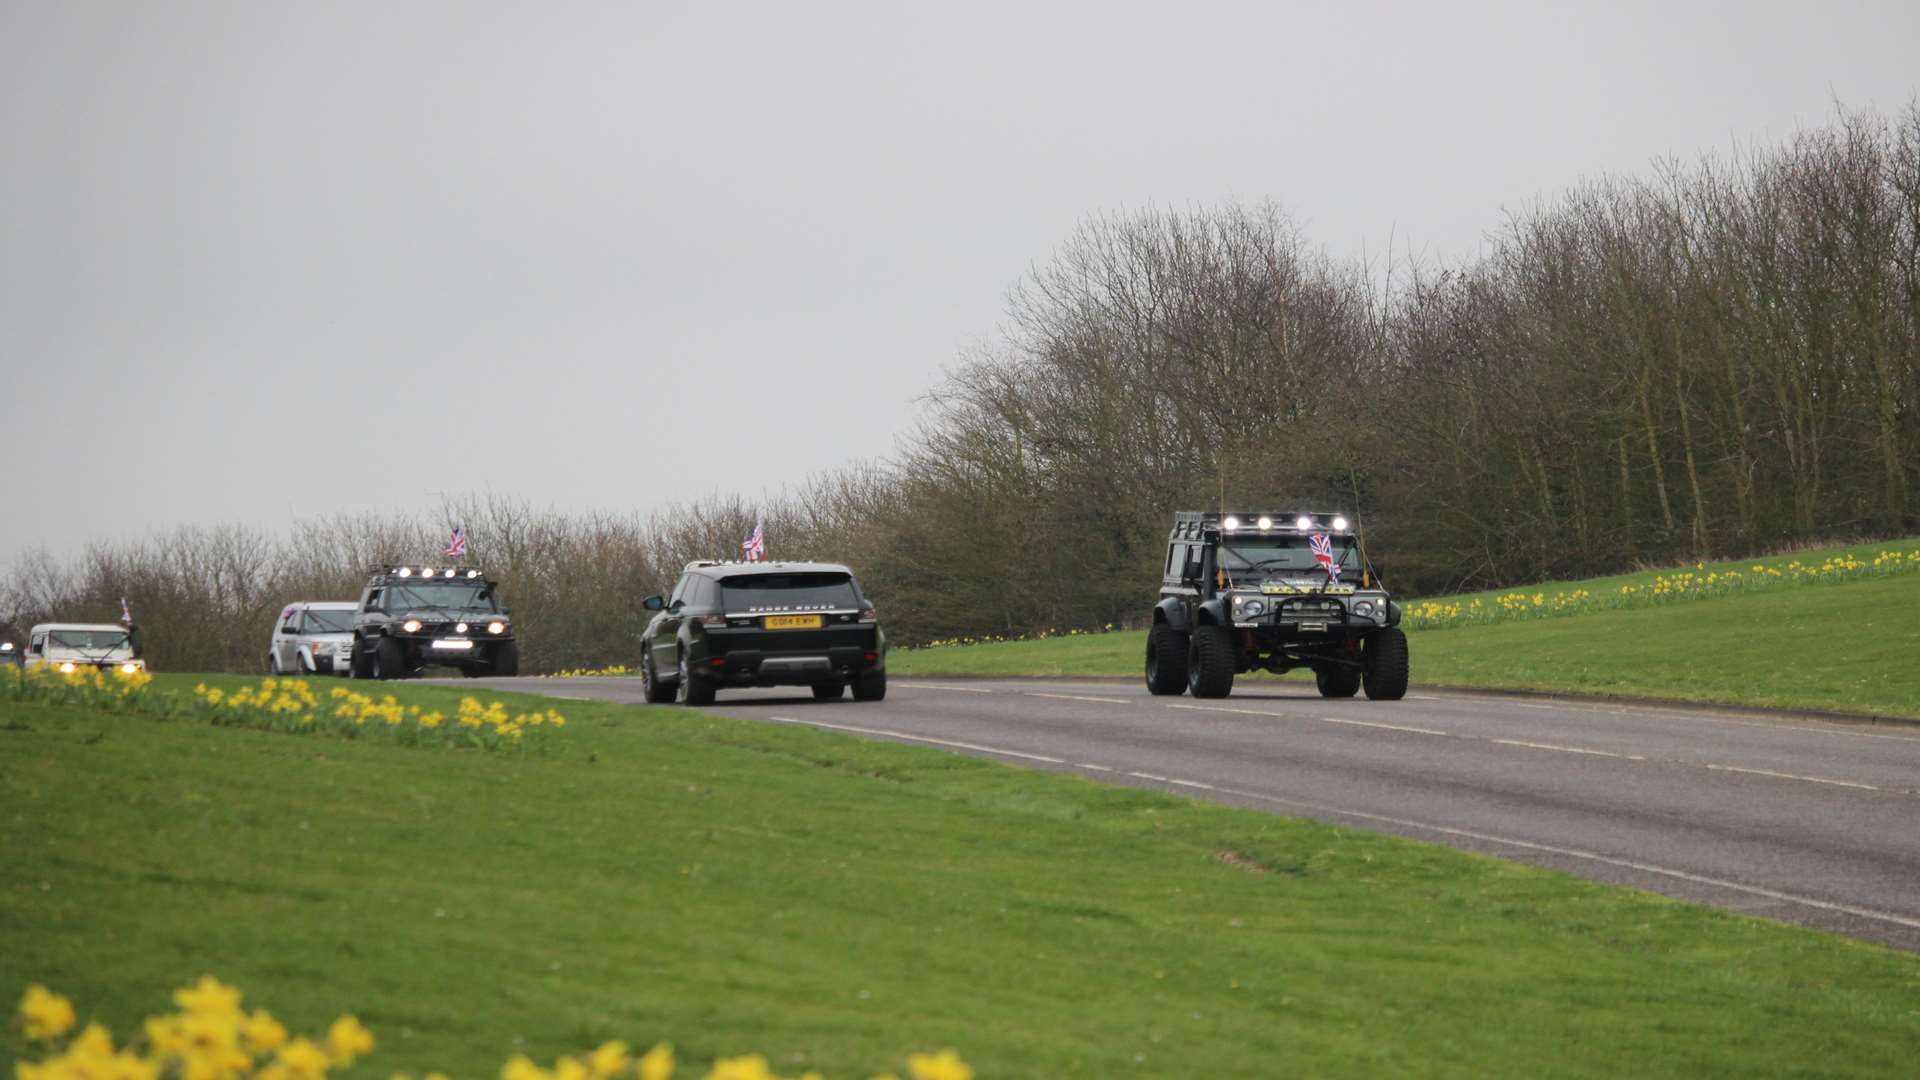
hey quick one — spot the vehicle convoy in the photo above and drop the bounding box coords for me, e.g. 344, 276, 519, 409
1146, 511, 1407, 701
18, 622, 147, 674
349, 566, 517, 680
639, 560, 886, 706
267, 601, 357, 676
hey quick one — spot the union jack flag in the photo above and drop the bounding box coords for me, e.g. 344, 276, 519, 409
444, 525, 468, 558
1310, 533, 1340, 583
120, 596, 133, 625
741, 515, 765, 562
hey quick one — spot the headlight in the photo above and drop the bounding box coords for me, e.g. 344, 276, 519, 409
1233, 597, 1266, 618
402, 619, 423, 633
120, 662, 140, 674
487, 621, 506, 635
58, 662, 77, 674
455, 622, 469, 633
1353, 600, 1375, 618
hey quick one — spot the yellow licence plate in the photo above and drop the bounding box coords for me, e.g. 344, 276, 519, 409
763, 614, 824, 630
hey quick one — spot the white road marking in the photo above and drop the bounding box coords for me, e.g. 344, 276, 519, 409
1704, 764, 1880, 791
764, 716, 1063, 763
1170, 779, 1217, 791
1028, 692, 1131, 705
1076, 763, 1114, 772
1493, 738, 1646, 761
1204, 784, 1920, 933
1166, 703, 1447, 736
1128, 771, 1169, 781
1320, 717, 1449, 736
896, 682, 995, 693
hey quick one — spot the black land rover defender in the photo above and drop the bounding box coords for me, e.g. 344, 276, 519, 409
1146, 511, 1407, 700
350, 565, 519, 680
639, 561, 886, 705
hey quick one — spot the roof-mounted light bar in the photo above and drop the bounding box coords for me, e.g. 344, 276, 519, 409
385, 566, 485, 580
1182, 511, 1355, 536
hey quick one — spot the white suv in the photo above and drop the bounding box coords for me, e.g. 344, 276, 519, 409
268, 602, 357, 676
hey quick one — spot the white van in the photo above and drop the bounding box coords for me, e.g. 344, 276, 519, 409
24, 623, 146, 674
268, 601, 358, 676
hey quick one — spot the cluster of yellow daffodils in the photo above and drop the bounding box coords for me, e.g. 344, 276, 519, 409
11, 983, 972, 1080
2, 663, 153, 711
1403, 548, 1920, 632
177, 680, 563, 751
11, 978, 372, 1080
547, 665, 632, 678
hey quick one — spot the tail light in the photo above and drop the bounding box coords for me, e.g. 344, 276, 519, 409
858, 609, 878, 623
698, 614, 727, 627
708, 657, 726, 667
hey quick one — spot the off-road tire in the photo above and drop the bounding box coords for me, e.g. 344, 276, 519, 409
1145, 623, 1189, 696
641, 649, 676, 703
1187, 624, 1235, 699
349, 640, 373, 679
812, 681, 845, 701
851, 667, 887, 702
491, 640, 520, 677
1315, 665, 1362, 698
1363, 627, 1410, 701
374, 636, 409, 681
678, 653, 715, 706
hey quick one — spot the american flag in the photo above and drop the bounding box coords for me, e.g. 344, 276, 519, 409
1310, 533, 1340, 582
741, 515, 765, 562
444, 525, 468, 558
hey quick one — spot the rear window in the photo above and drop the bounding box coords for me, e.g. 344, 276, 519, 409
720, 572, 859, 611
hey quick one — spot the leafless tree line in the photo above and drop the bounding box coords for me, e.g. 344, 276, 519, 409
5, 105, 1915, 668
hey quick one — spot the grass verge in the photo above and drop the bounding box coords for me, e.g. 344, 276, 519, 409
891, 540, 1920, 719
4, 676, 1919, 1077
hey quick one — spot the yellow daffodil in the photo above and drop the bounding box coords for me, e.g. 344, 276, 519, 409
638, 1043, 674, 1080
17, 984, 77, 1040
244, 1010, 288, 1053
906, 1050, 972, 1080
324, 1015, 373, 1066
275, 1037, 331, 1080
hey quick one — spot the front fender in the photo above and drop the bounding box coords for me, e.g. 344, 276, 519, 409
1196, 599, 1230, 626
1153, 597, 1190, 632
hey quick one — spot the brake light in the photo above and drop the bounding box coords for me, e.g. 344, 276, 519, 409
708, 657, 725, 667
699, 614, 727, 627
863, 652, 878, 662
858, 609, 878, 623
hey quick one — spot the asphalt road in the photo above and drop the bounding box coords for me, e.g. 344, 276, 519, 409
440, 674, 1920, 952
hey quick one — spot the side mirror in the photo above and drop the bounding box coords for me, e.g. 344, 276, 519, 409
642, 595, 665, 611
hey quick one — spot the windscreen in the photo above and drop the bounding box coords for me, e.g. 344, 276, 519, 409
304, 610, 355, 633
1218, 535, 1359, 579
387, 582, 499, 612
48, 629, 130, 650
720, 572, 859, 611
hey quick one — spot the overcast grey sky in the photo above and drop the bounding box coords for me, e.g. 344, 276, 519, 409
3, 1, 1916, 567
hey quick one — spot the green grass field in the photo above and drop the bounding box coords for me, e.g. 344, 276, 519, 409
891, 538, 1920, 720
4, 675, 1920, 1078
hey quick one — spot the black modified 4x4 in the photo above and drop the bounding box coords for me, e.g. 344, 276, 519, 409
1147, 511, 1407, 700
350, 565, 519, 680
639, 561, 886, 705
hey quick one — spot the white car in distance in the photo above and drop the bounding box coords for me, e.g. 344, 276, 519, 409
22, 623, 146, 674
268, 602, 357, 676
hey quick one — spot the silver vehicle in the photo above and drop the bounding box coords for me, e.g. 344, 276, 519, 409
22, 623, 147, 674
268, 602, 357, 676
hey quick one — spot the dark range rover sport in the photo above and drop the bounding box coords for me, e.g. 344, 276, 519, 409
640, 561, 886, 705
